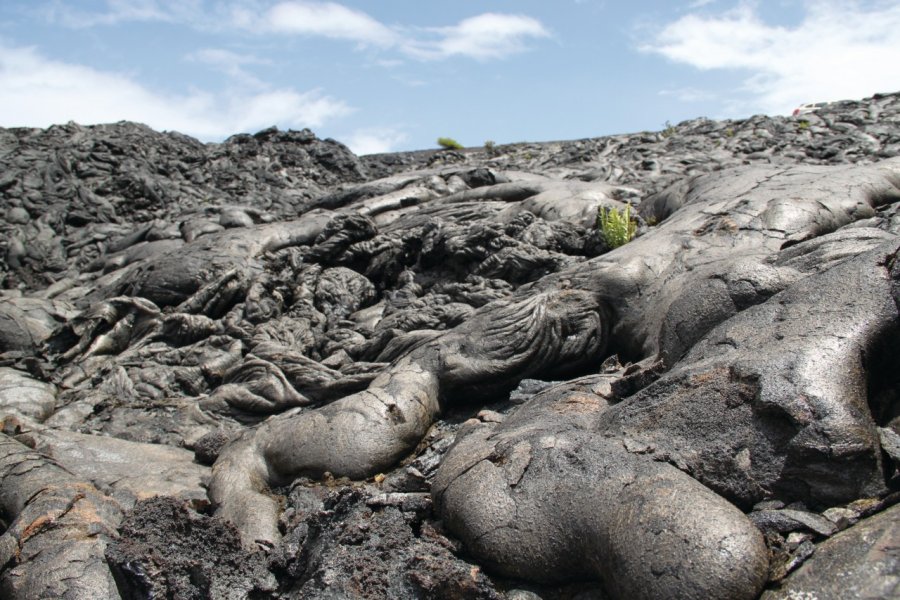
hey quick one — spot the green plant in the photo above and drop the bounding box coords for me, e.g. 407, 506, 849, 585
483, 140, 497, 156
724, 128, 735, 137
661, 120, 677, 138
597, 205, 637, 249
437, 137, 463, 150
798, 120, 810, 130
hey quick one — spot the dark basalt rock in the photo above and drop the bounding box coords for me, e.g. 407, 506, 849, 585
105, 496, 275, 599
2, 92, 900, 599
270, 487, 502, 599
761, 502, 900, 599
0, 122, 367, 292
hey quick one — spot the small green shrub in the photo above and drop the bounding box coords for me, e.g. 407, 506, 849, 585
483, 140, 497, 156
597, 205, 637, 249
798, 120, 810, 130
437, 137, 463, 150
661, 120, 677, 138
724, 128, 735, 137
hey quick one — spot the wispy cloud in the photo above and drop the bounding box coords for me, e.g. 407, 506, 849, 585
406, 13, 551, 61
42, 0, 205, 27
41, 1, 550, 62
0, 43, 351, 139
341, 127, 409, 155
186, 48, 271, 87
658, 87, 718, 103
642, 1, 900, 114
245, 3, 551, 61
259, 1, 397, 46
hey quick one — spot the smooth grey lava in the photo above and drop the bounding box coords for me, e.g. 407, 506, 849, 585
1, 92, 899, 600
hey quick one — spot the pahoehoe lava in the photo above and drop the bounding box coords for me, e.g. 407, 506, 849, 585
1, 93, 900, 599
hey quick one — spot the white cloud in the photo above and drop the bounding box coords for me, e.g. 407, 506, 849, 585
340, 127, 409, 155
231, 89, 351, 133
407, 13, 551, 61
50, 0, 399, 47
42, 0, 205, 27
249, 5, 550, 60
188, 48, 270, 68
186, 48, 271, 86
41, 1, 550, 62
0, 43, 351, 140
643, 1, 900, 114
658, 87, 718, 102
260, 1, 397, 46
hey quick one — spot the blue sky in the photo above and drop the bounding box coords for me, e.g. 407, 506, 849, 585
0, 1, 898, 153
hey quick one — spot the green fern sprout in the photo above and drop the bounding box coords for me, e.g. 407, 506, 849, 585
597, 205, 637, 249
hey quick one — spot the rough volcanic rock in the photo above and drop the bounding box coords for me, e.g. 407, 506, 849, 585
362, 92, 900, 191
271, 487, 502, 599
0, 122, 367, 293
0, 433, 123, 599
2, 92, 900, 599
105, 496, 275, 599
0, 367, 57, 421
761, 502, 900, 599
